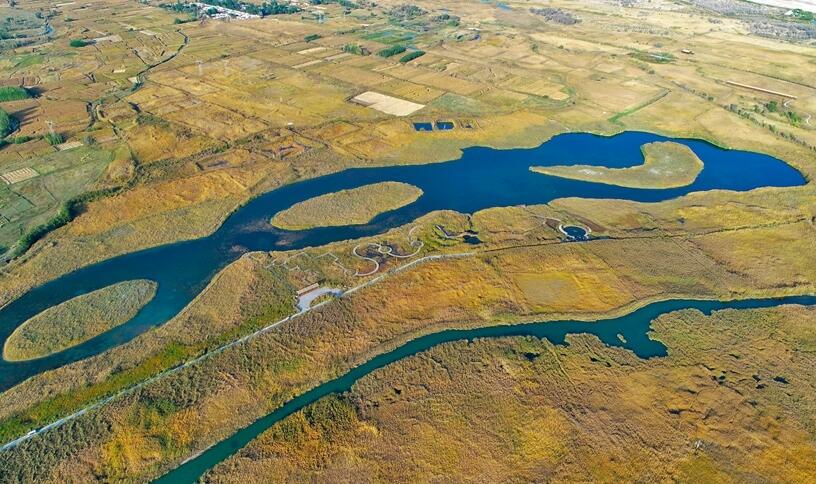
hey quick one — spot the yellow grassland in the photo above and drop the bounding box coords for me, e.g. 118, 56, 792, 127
3, 280, 156, 361
206, 304, 816, 482
271, 181, 423, 230
2, 203, 815, 479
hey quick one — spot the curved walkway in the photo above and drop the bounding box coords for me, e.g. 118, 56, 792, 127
296, 287, 342, 312
783, 99, 812, 127
351, 226, 423, 276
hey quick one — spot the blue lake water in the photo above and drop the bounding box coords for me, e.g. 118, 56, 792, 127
154, 294, 816, 483
562, 225, 589, 240
0, 131, 806, 390
435, 121, 455, 130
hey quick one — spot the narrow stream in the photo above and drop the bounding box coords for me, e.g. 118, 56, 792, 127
155, 294, 816, 482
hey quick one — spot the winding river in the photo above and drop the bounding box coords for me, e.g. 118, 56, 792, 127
0, 131, 806, 390
155, 294, 816, 482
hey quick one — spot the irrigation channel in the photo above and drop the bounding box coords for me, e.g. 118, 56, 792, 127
0, 131, 806, 391
155, 294, 816, 482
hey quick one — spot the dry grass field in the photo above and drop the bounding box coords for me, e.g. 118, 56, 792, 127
3, 280, 156, 362
270, 181, 423, 230
2, 202, 814, 480
205, 304, 816, 483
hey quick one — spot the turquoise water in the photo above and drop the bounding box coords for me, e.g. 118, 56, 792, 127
154, 294, 816, 483
0, 131, 805, 390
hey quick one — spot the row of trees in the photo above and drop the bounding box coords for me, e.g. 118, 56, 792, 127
0, 88, 30, 138
377, 45, 406, 58
399, 50, 425, 63
0, 108, 13, 138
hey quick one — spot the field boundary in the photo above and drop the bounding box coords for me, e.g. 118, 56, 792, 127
608, 89, 669, 124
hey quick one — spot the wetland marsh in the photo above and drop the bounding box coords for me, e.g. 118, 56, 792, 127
0, 131, 805, 390
157, 294, 816, 483
4, 0, 816, 480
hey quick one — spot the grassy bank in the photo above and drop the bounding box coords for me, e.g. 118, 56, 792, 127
205, 304, 816, 482
4, 280, 157, 361
271, 182, 423, 230
531, 141, 704, 189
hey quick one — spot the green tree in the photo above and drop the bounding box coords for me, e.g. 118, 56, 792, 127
0, 108, 13, 137
44, 132, 64, 145
0, 86, 31, 102
399, 50, 425, 63
377, 45, 406, 58
342, 43, 366, 55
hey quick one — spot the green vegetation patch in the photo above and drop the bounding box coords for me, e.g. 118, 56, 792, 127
399, 50, 425, 63
630, 51, 675, 64
43, 132, 64, 145
377, 45, 407, 57
4, 280, 157, 361
11, 54, 45, 69
785, 110, 803, 126
362, 28, 415, 45
0, 108, 13, 137
271, 181, 423, 230
0, 134, 35, 145
69, 39, 90, 48
342, 43, 367, 55
791, 8, 814, 21
530, 141, 703, 189
0, 86, 31, 102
